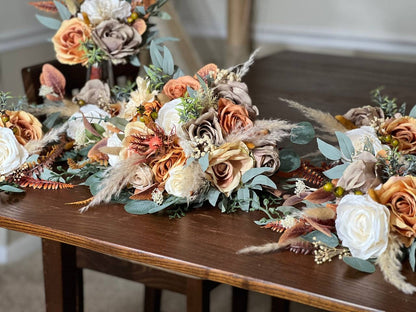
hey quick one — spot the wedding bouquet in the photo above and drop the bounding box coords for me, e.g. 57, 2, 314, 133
31, 0, 170, 68
241, 90, 416, 294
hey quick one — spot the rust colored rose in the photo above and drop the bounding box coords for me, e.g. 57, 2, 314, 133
381, 117, 416, 154
205, 141, 254, 196
142, 100, 162, 118
218, 98, 253, 134
150, 144, 186, 183
52, 18, 91, 66
371, 176, 416, 246
162, 76, 200, 99
4, 110, 43, 145
195, 63, 218, 81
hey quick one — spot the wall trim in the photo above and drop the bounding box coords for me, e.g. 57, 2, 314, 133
0, 235, 41, 264
184, 22, 416, 56
0, 27, 54, 53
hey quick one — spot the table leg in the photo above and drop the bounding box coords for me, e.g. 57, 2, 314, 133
186, 279, 210, 312
144, 287, 162, 312
232, 287, 248, 312
42, 239, 83, 312
271, 297, 290, 312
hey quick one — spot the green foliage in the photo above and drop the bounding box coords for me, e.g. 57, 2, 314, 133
178, 93, 204, 123
279, 149, 301, 172
323, 163, 350, 179
409, 240, 416, 272
317, 138, 342, 161
378, 148, 416, 181
335, 131, 354, 161
112, 81, 137, 102
0, 184, 25, 193
290, 121, 315, 144
36, 14, 61, 30
302, 230, 339, 248
0, 91, 12, 110
371, 87, 406, 118
343, 256, 376, 273
80, 40, 107, 66
54, 1, 71, 20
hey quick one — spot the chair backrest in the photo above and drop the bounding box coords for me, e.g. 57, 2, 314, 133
21, 60, 140, 104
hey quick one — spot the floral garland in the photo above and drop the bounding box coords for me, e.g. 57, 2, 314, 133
241, 89, 416, 294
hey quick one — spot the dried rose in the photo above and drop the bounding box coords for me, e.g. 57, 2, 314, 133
371, 175, 416, 246
342, 105, 384, 127
252, 145, 280, 176
186, 108, 224, 146
150, 144, 186, 183
73, 79, 111, 107
162, 76, 200, 99
218, 98, 253, 134
52, 18, 91, 66
215, 81, 258, 120
380, 117, 416, 154
205, 141, 254, 196
92, 19, 142, 64
4, 110, 43, 145
337, 151, 380, 192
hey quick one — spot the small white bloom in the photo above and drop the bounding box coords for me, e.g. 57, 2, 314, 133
345, 126, 384, 155
107, 133, 122, 166
155, 98, 184, 136
164, 163, 206, 199
0, 128, 29, 175
121, 77, 157, 121
66, 104, 110, 142
152, 188, 164, 205
335, 194, 390, 260
79, 0, 131, 25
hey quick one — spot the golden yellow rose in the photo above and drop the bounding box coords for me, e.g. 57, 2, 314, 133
4, 110, 43, 145
205, 141, 254, 196
52, 18, 91, 66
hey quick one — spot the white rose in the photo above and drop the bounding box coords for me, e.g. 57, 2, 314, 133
0, 128, 29, 175
155, 99, 184, 136
79, 0, 132, 25
165, 163, 205, 198
66, 104, 110, 141
130, 165, 154, 190
336, 194, 390, 260
107, 133, 122, 167
345, 126, 384, 154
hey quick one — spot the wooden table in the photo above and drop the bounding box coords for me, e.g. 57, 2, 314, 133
2, 51, 416, 312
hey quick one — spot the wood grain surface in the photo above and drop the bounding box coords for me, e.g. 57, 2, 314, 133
3, 51, 416, 312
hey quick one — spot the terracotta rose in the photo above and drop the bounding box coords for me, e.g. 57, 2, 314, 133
52, 18, 91, 66
381, 117, 416, 154
163, 76, 200, 99
218, 98, 253, 134
150, 144, 186, 183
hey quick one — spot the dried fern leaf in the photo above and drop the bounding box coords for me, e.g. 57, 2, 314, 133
66, 197, 94, 206
18, 177, 74, 190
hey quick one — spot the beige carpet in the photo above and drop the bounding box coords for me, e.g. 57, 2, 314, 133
0, 250, 322, 312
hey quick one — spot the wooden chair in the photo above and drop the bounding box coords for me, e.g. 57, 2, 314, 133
21, 60, 248, 312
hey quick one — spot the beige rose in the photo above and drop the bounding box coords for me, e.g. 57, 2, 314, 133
130, 164, 154, 190
343, 105, 384, 127
73, 79, 111, 107
186, 108, 224, 146
52, 18, 91, 66
4, 110, 43, 145
252, 144, 280, 176
92, 19, 142, 64
206, 141, 254, 196
380, 117, 416, 154
371, 176, 416, 246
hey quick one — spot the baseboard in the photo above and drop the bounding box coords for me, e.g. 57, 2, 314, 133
184, 22, 416, 56
0, 27, 54, 53
0, 235, 41, 264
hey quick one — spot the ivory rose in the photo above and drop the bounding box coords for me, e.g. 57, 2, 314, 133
371, 176, 416, 246
165, 163, 206, 198
52, 18, 91, 66
79, 0, 132, 25
3, 111, 43, 145
162, 76, 200, 99
335, 194, 390, 259
130, 164, 154, 190
205, 141, 254, 196
381, 117, 416, 154
345, 126, 384, 154
150, 145, 186, 183
155, 98, 183, 136
218, 98, 253, 134
0, 128, 29, 175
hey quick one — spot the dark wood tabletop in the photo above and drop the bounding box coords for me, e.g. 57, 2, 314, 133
2, 51, 416, 312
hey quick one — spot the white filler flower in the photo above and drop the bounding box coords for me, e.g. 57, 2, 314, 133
0, 127, 29, 175
79, 0, 132, 25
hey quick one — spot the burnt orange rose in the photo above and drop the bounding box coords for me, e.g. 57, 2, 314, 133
52, 18, 91, 66
381, 117, 416, 154
195, 63, 218, 81
143, 100, 162, 118
162, 76, 200, 99
150, 145, 186, 183
4, 110, 43, 145
371, 176, 416, 246
218, 98, 253, 134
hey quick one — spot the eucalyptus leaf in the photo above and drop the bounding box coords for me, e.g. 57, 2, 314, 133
25, 154, 39, 164
36, 14, 61, 30
148, 196, 187, 214
198, 153, 209, 172
275, 205, 301, 214
108, 117, 129, 131
237, 187, 250, 211
124, 200, 156, 214
158, 11, 171, 20
335, 131, 355, 161
343, 256, 376, 273
302, 230, 339, 248
242, 167, 273, 184
150, 41, 163, 68
162, 46, 174, 75
409, 105, 416, 118
130, 55, 141, 67
409, 240, 416, 271
290, 121, 315, 144
317, 138, 342, 161
249, 175, 276, 189
207, 188, 221, 206
185, 157, 195, 168
173, 68, 185, 79
43, 112, 61, 129
135, 5, 146, 15
187, 86, 197, 98
54, 1, 71, 20
279, 149, 301, 172
323, 163, 350, 179
196, 74, 208, 93
251, 191, 260, 209
0, 185, 24, 193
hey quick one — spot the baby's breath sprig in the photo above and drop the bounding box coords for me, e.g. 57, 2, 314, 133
191, 135, 214, 159
312, 238, 350, 264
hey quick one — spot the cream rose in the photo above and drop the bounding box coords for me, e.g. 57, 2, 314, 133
130, 164, 154, 190
107, 133, 122, 166
79, 0, 132, 25
0, 128, 29, 175
336, 194, 390, 260
155, 99, 184, 136
345, 126, 384, 154
165, 163, 206, 198
122, 77, 157, 121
